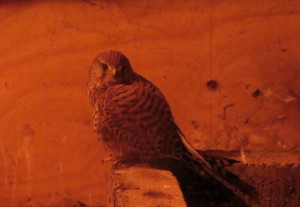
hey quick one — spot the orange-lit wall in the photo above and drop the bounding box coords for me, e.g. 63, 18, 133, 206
0, 0, 299, 206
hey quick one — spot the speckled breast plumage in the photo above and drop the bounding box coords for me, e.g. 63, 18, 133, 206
92, 75, 184, 160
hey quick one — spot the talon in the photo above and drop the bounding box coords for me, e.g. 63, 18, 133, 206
101, 154, 115, 164
112, 160, 123, 171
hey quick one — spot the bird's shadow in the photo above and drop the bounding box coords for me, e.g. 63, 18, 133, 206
115, 149, 259, 207
146, 158, 258, 207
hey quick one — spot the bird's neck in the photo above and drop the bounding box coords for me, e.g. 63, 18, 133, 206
87, 80, 107, 107
123, 69, 139, 84
88, 72, 139, 107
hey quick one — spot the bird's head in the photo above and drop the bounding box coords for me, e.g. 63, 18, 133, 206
88, 50, 136, 105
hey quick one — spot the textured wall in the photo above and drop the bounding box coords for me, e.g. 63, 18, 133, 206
0, 0, 300, 206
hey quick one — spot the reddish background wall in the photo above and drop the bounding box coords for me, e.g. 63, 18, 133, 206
0, 0, 299, 206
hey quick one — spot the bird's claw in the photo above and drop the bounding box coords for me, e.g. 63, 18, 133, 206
101, 154, 115, 164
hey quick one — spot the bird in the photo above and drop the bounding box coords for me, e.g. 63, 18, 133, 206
87, 50, 255, 206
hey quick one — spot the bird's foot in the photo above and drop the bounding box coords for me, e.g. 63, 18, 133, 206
111, 156, 140, 170
101, 154, 115, 164
112, 160, 122, 171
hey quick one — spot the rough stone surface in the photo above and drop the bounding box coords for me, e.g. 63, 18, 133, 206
108, 166, 186, 207
109, 153, 300, 207
230, 163, 300, 207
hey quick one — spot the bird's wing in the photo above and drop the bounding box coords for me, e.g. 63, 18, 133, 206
100, 76, 231, 172
99, 77, 256, 203
176, 126, 214, 168
98, 76, 183, 158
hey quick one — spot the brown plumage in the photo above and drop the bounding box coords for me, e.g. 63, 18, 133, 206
88, 50, 255, 206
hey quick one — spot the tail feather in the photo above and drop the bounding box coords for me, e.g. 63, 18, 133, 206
177, 128, 258, 205
178, 128, 236, 183
181, 152, 237, 203
199, 150, 240, 167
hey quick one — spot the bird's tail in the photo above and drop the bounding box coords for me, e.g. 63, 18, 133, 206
177, 128, 257, 205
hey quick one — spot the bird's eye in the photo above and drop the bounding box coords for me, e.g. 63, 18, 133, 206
101, 63, 108, 70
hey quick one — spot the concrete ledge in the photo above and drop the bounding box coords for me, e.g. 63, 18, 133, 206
107, 152, 300, 207
107, 166, 187, 207
229, 163, 300, 207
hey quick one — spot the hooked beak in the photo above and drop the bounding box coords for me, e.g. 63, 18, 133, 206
108, 67, 117, 76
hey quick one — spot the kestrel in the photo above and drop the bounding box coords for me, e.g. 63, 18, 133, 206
88, 50, 254, 205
